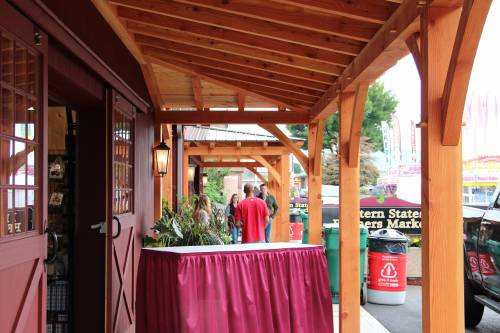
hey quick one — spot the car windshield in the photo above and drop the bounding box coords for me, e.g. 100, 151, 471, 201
322, 186, 339, 197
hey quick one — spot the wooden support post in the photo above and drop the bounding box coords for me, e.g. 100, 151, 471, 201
339, 92, 360, 333
274, 154, 290, 242
161, 125, 173, 206
182, 148, 189, 198
154, 123, 162, 220
307, 121, 324, 245
421, 6, 464, 333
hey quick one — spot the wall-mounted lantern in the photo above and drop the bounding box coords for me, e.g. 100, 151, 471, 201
154, 139, 170, 177
188, 166, 196, 182
202, 173, 208, 186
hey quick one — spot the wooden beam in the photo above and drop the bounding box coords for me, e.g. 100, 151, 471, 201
185, 146, 291, 156
127, 22, 347, 74
313, 120, 325, 176
276, 154, 290, 241
348, 83, 369, 167
247, 167, 267, 184
259, 124, 308, 171
442, 0, 491, 146
111, 0, 365, 55
174, 0, 379, 42
142, 46, 329, 92
148, 55, 308, 111
182, 147, 189, 197
338, 91, 360, 333
251, 155, 281, 186
156, 110, 309, 125
405, 33, 422, 78
270, 0, 399, 25
310, 0, 420, 120
191, 76, 204, 111
237, 93, 245, 112
420, 6, 464, 333
307, 121, 322, 245
154, 123, 162, 220
202, 162, 261, 168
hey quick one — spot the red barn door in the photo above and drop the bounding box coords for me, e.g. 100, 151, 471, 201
0, 2, 48, 332
106, 90, 138, 333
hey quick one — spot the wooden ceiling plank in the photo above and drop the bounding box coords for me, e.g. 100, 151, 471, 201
121, 12, 353, 68
269, 0, 398, 25
191, 76, 204, 111
157, 110, 309, 124
259, 124, 308, 171
147, 55, 308, 111
442, 0, 491, 146
142, 46, 329, 91
174, 0, 379, 42
111, 0, 366, 54
310, 0, 421, 120
130, 27, 346, 75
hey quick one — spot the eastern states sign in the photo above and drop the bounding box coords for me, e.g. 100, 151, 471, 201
290, 197, 422, 234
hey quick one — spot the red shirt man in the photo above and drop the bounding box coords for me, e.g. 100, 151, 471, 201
235, 184, 269, 243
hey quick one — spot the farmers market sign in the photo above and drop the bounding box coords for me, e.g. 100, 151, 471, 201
290, 197, 422, 234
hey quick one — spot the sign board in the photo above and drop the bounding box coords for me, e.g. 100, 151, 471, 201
290, 197, 422, 235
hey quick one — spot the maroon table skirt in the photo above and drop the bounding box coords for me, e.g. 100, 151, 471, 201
136, 244, 333, 333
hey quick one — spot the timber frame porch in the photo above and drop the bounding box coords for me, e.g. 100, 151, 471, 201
92, 0, 493, 332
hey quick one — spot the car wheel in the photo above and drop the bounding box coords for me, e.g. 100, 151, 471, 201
464, 274, 484, 328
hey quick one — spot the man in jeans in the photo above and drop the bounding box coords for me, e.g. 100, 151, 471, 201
259, 183, 279, 243
235, 183, 269, 243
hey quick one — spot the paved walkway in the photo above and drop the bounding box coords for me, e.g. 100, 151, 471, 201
333, 304, 390, 333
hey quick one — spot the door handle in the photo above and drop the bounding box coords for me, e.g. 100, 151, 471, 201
113, 216, 121, 239
44, 228, 59, 265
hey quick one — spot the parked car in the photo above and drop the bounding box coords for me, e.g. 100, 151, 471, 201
463, 184, 500, 327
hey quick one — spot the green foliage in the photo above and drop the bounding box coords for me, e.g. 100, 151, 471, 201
287, 81, 398, 152
204, 167, 230, 205
293, 162, 303, 174
144, 197, 231, 247
409, 236, 422, 248
323, 138, 379, 186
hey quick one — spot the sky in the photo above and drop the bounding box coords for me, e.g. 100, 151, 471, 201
229, 2, 500, 141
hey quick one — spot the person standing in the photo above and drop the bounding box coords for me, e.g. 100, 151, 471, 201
258, 184, 279, 243
193, 194, 211, 225
225, 194, 240, 244
235, 184, 269, 243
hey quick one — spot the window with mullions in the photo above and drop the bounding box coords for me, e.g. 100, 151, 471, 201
113, 108, 134, 215
0, 32, 38, 237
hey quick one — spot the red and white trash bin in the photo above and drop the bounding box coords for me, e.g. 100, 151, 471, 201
367, 229, 408, 305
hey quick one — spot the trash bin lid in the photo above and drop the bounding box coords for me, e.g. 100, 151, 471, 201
368, 228, 408, 242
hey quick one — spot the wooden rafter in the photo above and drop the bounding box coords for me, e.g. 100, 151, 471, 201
147, 55, 308, 111
142, 46, 329, 92
237, 93, 245, 112
251, 155, 281, 185
259, 124, 308, 171
310, 0, 420, 120
184, 146, 291, 156
156, 110, 309, 124
191, 76, 203, 111
348, 83, 369, 167
201, 162, 261, 168
313, 120, 325, 176
174, 0, 380, 42
270, 0, 398, 25
128, 23, 347, 74
110, 0, 366, 55
442, 0, 491, 146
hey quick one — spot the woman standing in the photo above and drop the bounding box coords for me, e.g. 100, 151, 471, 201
193, 194, 211, 225
225, 194, 240, 244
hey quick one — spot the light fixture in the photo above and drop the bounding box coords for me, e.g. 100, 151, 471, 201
202, 173, 208, 186
153, 138, 171, 177
188, 166, 196, 182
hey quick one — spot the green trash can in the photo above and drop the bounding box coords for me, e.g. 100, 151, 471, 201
300, 210, 309, 244
324, 224, 368, 304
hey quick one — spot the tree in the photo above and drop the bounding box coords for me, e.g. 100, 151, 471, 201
323, 137, 379, 186
287, 81, 398, 152
203, 167, 230, 205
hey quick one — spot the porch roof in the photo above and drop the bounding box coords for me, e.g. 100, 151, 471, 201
183, 125, 304, 143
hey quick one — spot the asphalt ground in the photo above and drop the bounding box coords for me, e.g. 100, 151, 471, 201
363, 286, 500, 333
